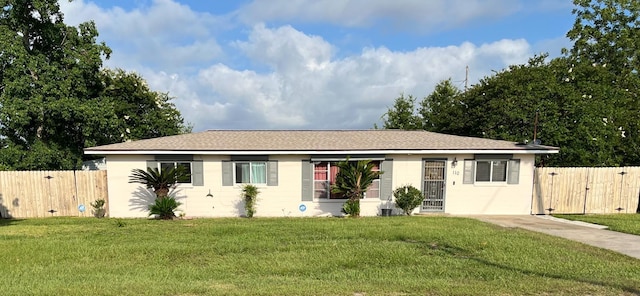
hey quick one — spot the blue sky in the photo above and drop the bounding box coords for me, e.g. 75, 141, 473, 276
60, 0, 576, 131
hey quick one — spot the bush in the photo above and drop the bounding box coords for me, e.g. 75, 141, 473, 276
90, 199, 106, 218
148, 196, 181, 220
342, 199, 360, 217
242, 184, 259, 218
394, 185, 423, 216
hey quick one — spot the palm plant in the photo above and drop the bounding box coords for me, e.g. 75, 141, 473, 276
148, 196, 182, 219
129, 166, 189, 199
332, 159, 382, 217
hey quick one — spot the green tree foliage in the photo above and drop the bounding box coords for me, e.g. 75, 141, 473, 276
94, 69, 191, 146
0, 0, 189, 170
379, 94, 423, 130
566, 0, 640, 75
456, 56, 638, 166
419, 79, 464, 133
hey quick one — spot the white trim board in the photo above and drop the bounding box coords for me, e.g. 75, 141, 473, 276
85, 149, 559, 155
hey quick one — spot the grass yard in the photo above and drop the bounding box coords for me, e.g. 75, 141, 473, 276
555, 213, 640, 235
1, 217, 639, 296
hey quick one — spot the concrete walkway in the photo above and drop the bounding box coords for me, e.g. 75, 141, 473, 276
470, 215, 640, 260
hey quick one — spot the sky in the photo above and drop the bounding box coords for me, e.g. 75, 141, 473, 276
59, 0, 576, 131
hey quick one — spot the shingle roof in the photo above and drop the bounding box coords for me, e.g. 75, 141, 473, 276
84, 130, 558, 154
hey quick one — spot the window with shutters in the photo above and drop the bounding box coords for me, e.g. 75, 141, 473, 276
222, 159, 278, 186
463, 158, 520, 185
475, 160, 507, 182
235, 161, 267, 184
158, 162, 192, 184
313, 161, 380, 199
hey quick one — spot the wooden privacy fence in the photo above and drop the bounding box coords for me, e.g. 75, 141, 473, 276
0, 170, 108, 218
532, 167, 640, 214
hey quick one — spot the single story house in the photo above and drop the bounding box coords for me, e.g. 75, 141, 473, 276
84, 130, 559, 217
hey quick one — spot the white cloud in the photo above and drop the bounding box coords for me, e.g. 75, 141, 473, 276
237, 0, 521, 31
58, 1, 536, 131
194, 25, 532, 129
235, 24, 334, 73
59, 0, 225, 73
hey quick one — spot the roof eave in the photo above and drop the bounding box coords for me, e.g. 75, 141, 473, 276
84, 149, 560, 155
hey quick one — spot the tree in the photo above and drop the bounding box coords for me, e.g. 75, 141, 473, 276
331, 159, 382, 217
0, 1, 189, 170
378, 94, 423, 130
92, 69, 190, 146
431, 55, 638, 166
379, 54, 640, 167
419, 79, 464, 134
0, 0, 111, 169
566, 0, 640, 75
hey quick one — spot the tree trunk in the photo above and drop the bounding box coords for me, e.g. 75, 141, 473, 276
155, 188, 169, 200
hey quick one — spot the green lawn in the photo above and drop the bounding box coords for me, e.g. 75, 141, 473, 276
1, 217, 639, 296
555, 213, 640, 235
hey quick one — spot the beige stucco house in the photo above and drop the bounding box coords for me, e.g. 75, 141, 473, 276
84, 130, 558, 217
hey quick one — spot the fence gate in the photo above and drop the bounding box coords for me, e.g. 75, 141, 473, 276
422, 159, 446, 212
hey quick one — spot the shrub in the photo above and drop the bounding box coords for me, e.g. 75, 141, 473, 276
242, 184, 259, 218
394, 185, 423, 216
148, 196, 182, 220
342, 199, 360, 217
332, 159, 382, 217
90, 199, 106, 218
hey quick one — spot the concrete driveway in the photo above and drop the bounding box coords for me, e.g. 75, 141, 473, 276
470, 215, 640, 260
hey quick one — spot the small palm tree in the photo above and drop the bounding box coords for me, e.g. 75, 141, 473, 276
129, 166, 189, 199
148, 196, 182, 220
332, 159, 382, 217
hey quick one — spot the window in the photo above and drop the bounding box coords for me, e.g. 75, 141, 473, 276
158, 162, 192, 183
475, 160, 507, 182
463, 158, 520, 184
235, 161, 267, 184
313, 161, 380, 199
222, 159, 277, 186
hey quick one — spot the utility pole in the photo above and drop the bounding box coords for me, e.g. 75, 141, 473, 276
464, 65, 469, 92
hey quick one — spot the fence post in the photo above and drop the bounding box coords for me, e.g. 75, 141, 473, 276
546, 172, 557, 214
616, 171, 626, 213
45, 175, 57, 215
582, 169, 590, 214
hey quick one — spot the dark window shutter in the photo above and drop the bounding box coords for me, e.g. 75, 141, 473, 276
267, 160, 278, 186
301, 160, 313, 201
507, 159, 520, 184
191, 160, 204, 186
380, 159, 393, 200
221, 161, 233, 186
463, 160, 475, 184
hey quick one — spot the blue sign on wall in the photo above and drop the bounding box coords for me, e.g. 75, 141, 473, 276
299, 204, 307, 212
